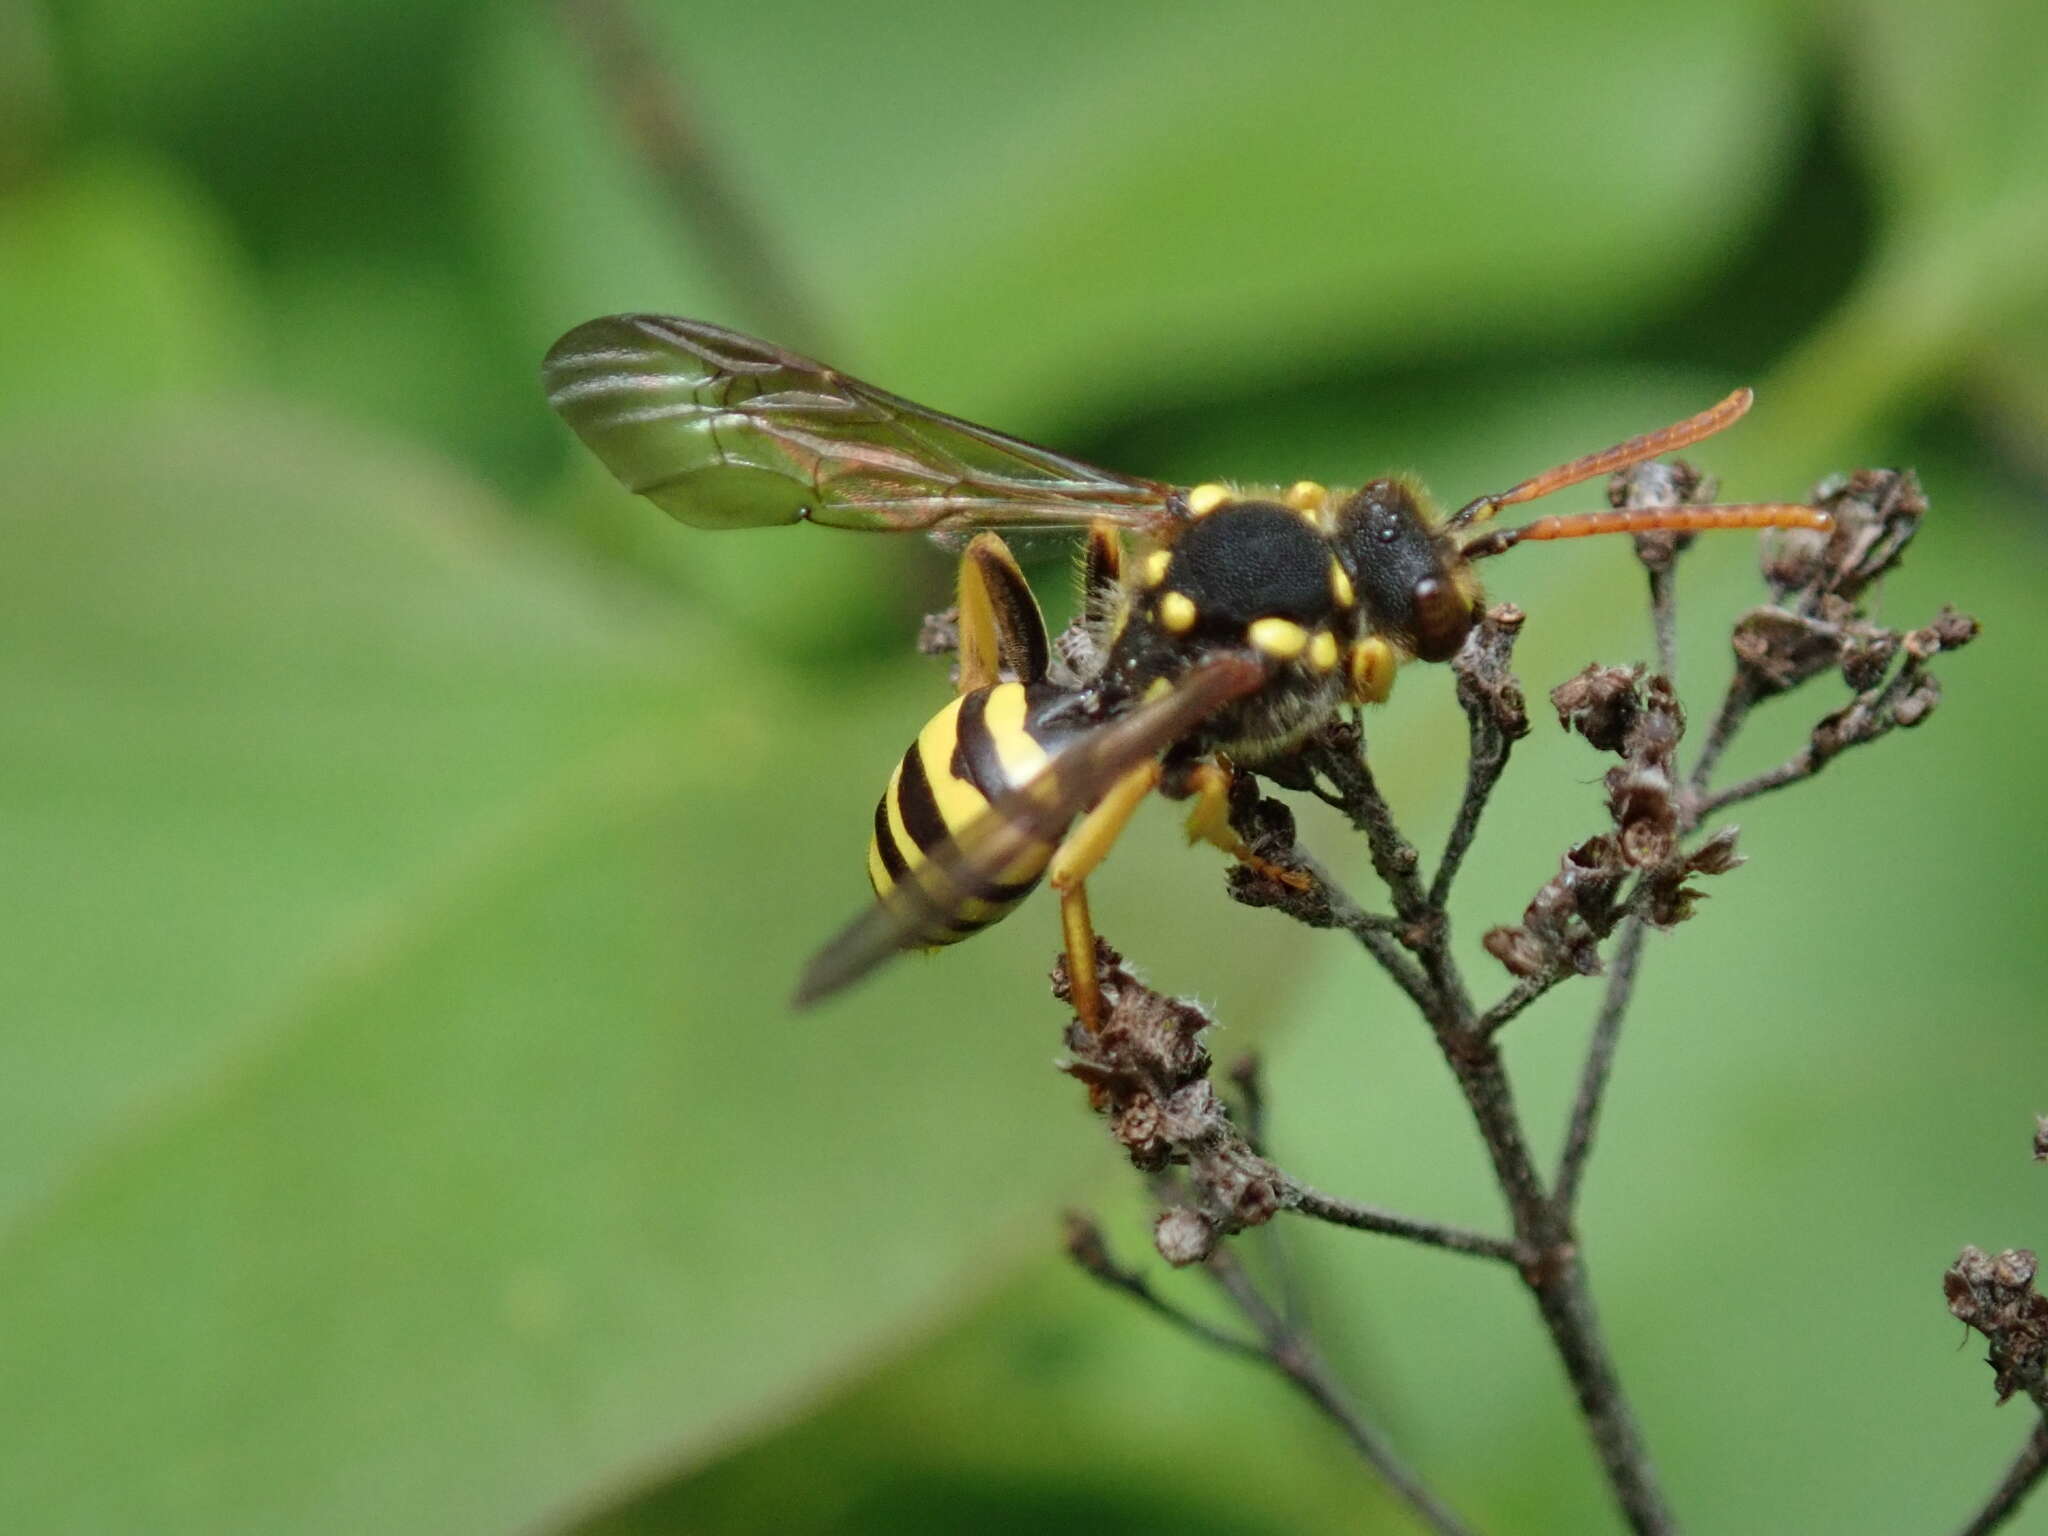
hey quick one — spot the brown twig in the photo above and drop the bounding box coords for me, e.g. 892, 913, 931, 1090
1954, 1421, 2048, 1536
1555, 914, 1649, 1213
1691, 608, 1975, 821
1430, 606, 1530, 908
1285, 1181, 1524, 1265
1301, 721, 1429, 920
1473, 968, 1572, 1037
1254, 619, 1682, 1532
1063, 1213, 1267, 1364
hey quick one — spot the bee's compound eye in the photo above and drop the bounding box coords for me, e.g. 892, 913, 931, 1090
1410, 577, 1475, 662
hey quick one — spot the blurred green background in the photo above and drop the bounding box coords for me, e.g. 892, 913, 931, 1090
4, 1, 2045, 1531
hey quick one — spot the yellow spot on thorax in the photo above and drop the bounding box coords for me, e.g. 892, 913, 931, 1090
1187, 483, 1231, 517
1248, 617, 1309, 661
1329, 560, 1355, 609
1158, 591, 1198, 634
1308, 631, 1340, 671
1283, 480, 1336, 530
1141, 548, 1173, 586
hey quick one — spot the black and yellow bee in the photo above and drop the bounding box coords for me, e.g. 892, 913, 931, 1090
543, 316, 1828, 1028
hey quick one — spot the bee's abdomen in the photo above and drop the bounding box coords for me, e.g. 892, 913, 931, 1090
866, 682, 1070, 946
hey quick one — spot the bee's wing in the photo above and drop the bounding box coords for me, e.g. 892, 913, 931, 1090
543, 315, 1185, 535
794, 655, 1266, 1007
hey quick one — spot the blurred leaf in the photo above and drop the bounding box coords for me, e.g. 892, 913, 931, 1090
0, 402, 1281, 1533
476, 0, 1804, 432
583, 1257, 1419, 1536
0, 0, 60, 184
0, 150, 256, 415
1839, 0, 2048, 236
266, 252, 546, 491
55, 0, 474, 255
1749, 0, 2048, 480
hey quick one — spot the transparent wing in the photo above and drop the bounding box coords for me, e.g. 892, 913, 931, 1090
793, 655, 1266, 1007
543, 314, 1185, 534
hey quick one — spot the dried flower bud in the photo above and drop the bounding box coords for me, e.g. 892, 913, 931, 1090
1607, 458, 1708, 578
1943, 1244, 2048, 1406
1552, 664, 1644, 753
1116, 1091, 1164, 1155
1640, 870, 1706, 928
1229, 1174, 1282, 1227
1814, 468, 1928, 603
1928, 606, 1982, 651
1760, 522, 1833, 594
1055, 945, 1282, 1252
2034, 1116, 2048, 1163
1155, 1206, 1216, 1267
1994, 1250, 2039, 1290
1610, 458, 1709, 514
1483, 924, 1549, 978
1623, 675, 1685, 769
1685, 827, 1745, 876
1731, 608, 1842, 694
1607, 764, 1677, 868
1485, 835, 1630, 977
1890, 673, 1942, 728
1839, 628, 1899, 691
1453, 605, 1530, 740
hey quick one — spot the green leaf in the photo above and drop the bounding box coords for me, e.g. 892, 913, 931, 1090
474, 0, 1803, 430
1747, 0, 2048, 479
0, 402, 1306, 1533
0, 151, 256, 417
0, 1, 59, 184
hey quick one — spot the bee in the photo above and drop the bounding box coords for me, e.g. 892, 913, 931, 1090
543, 316, 1828, 1028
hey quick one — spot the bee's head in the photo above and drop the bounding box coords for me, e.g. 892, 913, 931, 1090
1332, 478, 1480, 663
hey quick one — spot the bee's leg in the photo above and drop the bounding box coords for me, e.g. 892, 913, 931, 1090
1048, 759, 1162, 1030
1176, 759, 1312, 890
957, 534, 1049, 693
1079, 520, 1125, 623
1345, 637, 1400, 705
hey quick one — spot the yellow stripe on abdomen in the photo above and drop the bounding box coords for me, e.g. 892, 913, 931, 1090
863, 684, 1064, 947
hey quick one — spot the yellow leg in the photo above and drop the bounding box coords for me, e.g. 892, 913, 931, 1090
1182, 761, 1311, 890
957, 534, 1049, 694
1049, 761, 1162, 1031
1059, 883, 1103, 1034
1346, 636, 1399, 705
1080, 519, 1125, 621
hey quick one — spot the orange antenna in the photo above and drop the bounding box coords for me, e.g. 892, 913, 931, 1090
1446, 388, 1756, 532
1461, 502, 1832, 561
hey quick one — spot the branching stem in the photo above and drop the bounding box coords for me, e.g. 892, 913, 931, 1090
1069, 466, 1966, 1536
1556, 915, 1650, 1214
1285, 1182, 1524, 1264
